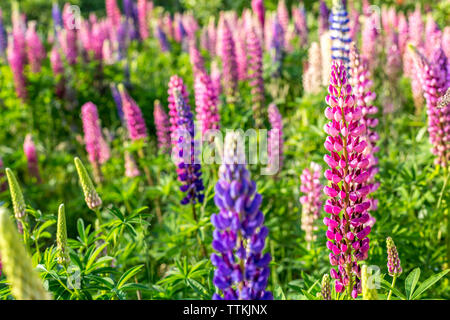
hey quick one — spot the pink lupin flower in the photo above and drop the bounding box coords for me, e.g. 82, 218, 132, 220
23, 134, 41, 183
408, 5, 424, 49
349, 43, 380, 213
189, 41, 206, 76
397, 12, 408, 56
153, 100, 171, 154
300, 162, 323, 244
167, 75, 190, 147
217, 14, 238, 101
50, 45, 65, 98
443, 27, 450, 60
277, 0, 289, 38
385, 32, 402, 84
323, 61, 372, 299
361, 13, 379, 70
105, 0, 121, 30
246, 21, 265, 128
251, 0, 265, 33
7, 36, 27, 101
411, 45, 450, 167
25, 21, 45, 73
61, 3, 78, 65
424, 13, 442, 59
137, 0, 149, 40
303, 42, 322, 95
267, 103, 283, 175
292, 5, 308, 48
234, 25, 247, 81
194, 72, 220, 137
124, 151, 140, 178
348, 7, 360, 41
210, 60, 222, 98
118, 85, 149, 141
81, 102, 107, 170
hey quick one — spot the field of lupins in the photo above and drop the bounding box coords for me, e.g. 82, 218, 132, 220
0, 0, 449, 301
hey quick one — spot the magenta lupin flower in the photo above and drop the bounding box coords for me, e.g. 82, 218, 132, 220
106, 0, 121, 30
211, 60, 222, 98
194, 72, 220, 137
168, 75, 190, 148
300, 162, 323, 243
153, 100, 171, 154
124, 151, 140, 178
411, 46, 450, 167
81, 102, 107, 169
251, 0, 265, 32
234, 29, 247, 81
189, 41, 206, 76
443, 27, 450, 60
25, 21, 45, 73
323, 61, 372, 299
137, 0, 149, 40
118, 84, 149, 141
50, 46, 65, 98
267, 103, 283, 175
424, 14, 442, 59
23, 134, 41, 183
217, 14, 238, 102
246, 23, 265, 128
61, 3, 78, 65
7, 36, 27, 101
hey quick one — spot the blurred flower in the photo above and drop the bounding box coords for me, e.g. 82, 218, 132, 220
137, 0, 149, 40
321, 31, 332, 86
292, 4, 308, 47
267, 104, 283, 175
303, 42, 322, 94
217, 14, 238, 102
318, 1, 330, 36
153, 100, 171, 154
25, 21, 45, 73
300, 162, 322, 243
23, 134, 41, 183
168, 75, 190, 148
124, 151, 140, 178
194, 72, 220, 137
106, 0, 121, 29
189, 41, 206, 76
118, 84, 149, 141
0, 9, 7, 57
56, 204, 70, 267
155, 23, 170, 52
251, 0, 265, 33
211, 132, 272, 300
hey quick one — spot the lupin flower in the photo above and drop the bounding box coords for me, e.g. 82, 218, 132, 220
385, 33, 402, 84
292, 5, 308, 47
172, 89, 205, 205
5, 168, 26, 220
251, 0, 265, 32
397, 13, 408, 56
137, 0, 149, 40
0, 9, 8, 57
386, 237, 402, 277
0, 207, 52, 300
267, 104, 283, 175
118, 84, 149, 141
300, 162, 322, 244
408, 5, 424, 49
323, 61, 372, 299
189, 41, 206, 76
234, 30, 247, 81
349, 43, 379, 212
194, 72, 220, 137
361, 264, 378, 300
269, 15, 284, 77
321, 274, 332, 300
74, 157, 102, 211
277, 0, 289, 37
23, 134, 41, 183
410, 46, 450, 167
329, 0, 351, 70
361, 13, 379, 71
211, 132, 272, 300
211, 60, 222, 98
7, 35, 27, 100
303, 42, 323, 95
443, 27, 450, 60
348, 7, 360, 41
153, 100, 171, 154
246, 24, 265, 128
318, 1, 330, 36
50, 46, 65, 98
56, 204, 70, 267
106, 0, 121, 29
25, 21, 45, 73
320, 31, 332, 86
110, 83, 124, 121
61, 3, 79, 65
52, 1, 63, 31
155, 23, 170, 52
217, 15, 238, 101
168, 75, 190, 148
124, 151, 140, 178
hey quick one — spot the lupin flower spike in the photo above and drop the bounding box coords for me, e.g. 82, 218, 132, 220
124, 151, 140, 178
361, 264, 378, 300
267, 103, 284, 174
25, 21, 45, 73
5, 168, 26, 220
118, 84, 149, 141
153, 100, 171, 154
303, 42, 322, 94
211, 131, 272, 300
23, 134, 42, 183
329, 0, 351, 70
217, 14, 238, 102
168, 75, 190, 147
318, 1, 330, 36
321, 274, 332, 300
269, 14, 284, 77
56, 204, 70, 267
251, 0, 265, 32
0, 207, 52, 300
74, 157, 102, 211
0, 9, 8, 57
300, 162, 322, 244
386, 237, 402, 277
323, 61, 372, 299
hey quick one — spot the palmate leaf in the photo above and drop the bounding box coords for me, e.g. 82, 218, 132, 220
411, 269, 450, 300
405, 268, 421, 299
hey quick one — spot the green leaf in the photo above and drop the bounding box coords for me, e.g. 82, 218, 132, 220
117, 265, 144, 289
405, 268, 421, 300
85, 242, 109, 273
274, 286, 286, 300
411, 269, 449, 300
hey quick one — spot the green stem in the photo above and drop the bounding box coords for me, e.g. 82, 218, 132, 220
387, 275, 397, 300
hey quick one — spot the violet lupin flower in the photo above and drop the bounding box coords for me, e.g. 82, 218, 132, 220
0, 9, 7, 57
52, 2, 63, 31
329, 0, 351, 70
25, 21, 45, 73
292, 5, 308, 48
411, 46, 450, 167
300, 162, 323, 244
155, 23, 170, 53
269, 15, 284, 78
172, 89, 205, 205
349, 43, 380, 213
318, 0, 330, 37
267, 104, 283, 175
251, 0, 265, 32
153, 100, 171, 154
323, 61, 372, 299
246, 23, 265, 128
211, 131, 272, 300
23, 134, 41, 183
168, 75, 190, 148
194, 72, 220, 138
217, 15, 238, 102
110, 83, 124, 121
118, 84, 149, 141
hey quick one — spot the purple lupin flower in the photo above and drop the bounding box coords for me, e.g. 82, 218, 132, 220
50, 46, 65, 99
386, 237, 402, 277
168, 75, 190, 148
211, 131, 272, 300
251, 0, 265, 33
7, 36, 27, 101
292, 5, 308, 48
0, 9, 7, 57
61, 3, 78, 65
25, 21, 45, 73
23, 134, 41, 183
361, 13, 379, 71
110, 83, 124, 121
234, 28, 247, 81
153, 100, 171, 154
267, 103, 283, 175
411, 45, 450, 167
323, 61, 372, 299
277, 0, 289, 37
189, 41, 206, 76
118, 84, 149, 141
172, 89, 204, 205
117, 20, 129, 60
300, 162, 323, 244
155, 22, 170, 52
247, 23, 265, 128
318, 0, 330, 36
194, 72, 220, 137
269, 15, 284, 77
217, 14, 238, 102
52, 2, 63, 31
